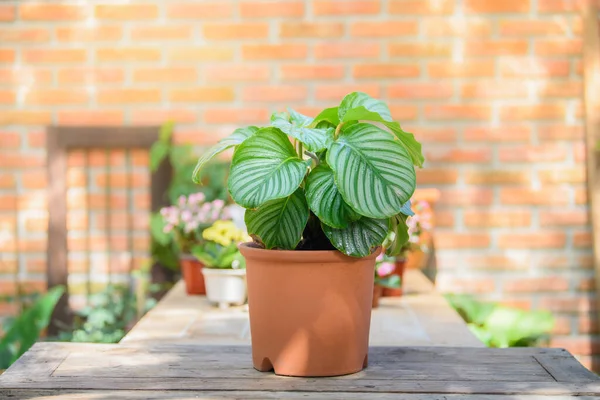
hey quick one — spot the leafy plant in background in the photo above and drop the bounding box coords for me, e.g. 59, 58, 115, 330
0, 286, 64, 369
374, 255, 401, 289
445, 294, 555, 348
193, 92, 424, 258
191, 220, 250, 269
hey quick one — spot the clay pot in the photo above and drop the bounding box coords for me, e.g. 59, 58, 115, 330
179, 255, 206, 295
382, 258, 406, 297
239, 243, 380, 377
372, 284, 383, 308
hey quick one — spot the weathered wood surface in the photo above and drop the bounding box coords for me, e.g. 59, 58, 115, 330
122, 270, 483, 347
0, 343, 598, 399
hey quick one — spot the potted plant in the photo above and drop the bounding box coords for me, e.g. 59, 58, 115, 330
383, 199, 433, 297
192, 220, 251, 308
160, 193, 229, 295
373, 255, 402, 308
193, 92, 423, 377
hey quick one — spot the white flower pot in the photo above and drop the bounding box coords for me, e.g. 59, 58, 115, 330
202, 268, 247, 309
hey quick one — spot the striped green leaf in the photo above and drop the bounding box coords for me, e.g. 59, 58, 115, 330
327, 123, 416, 219
322, 217, 388, 257
342, 106, 424, 168
228, 127, 308, 208
305, 165, 360, 228
399, 200, 415, 217
385, 214, 410, 257
271, 109, 333, 152
338, 92, 393, 122
245, 188, 309, 250
311, 106, 340, 127
192, 126, 258, 183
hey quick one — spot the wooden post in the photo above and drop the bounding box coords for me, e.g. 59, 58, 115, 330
583, 2, 600, 331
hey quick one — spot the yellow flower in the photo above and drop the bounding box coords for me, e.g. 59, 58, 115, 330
202, 220, 250, 246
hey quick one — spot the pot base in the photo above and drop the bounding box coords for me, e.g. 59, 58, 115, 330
253, 353, 369, 377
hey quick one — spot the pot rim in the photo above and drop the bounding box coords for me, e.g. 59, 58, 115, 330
238, 242, 381, 263
202, 267, 246, 276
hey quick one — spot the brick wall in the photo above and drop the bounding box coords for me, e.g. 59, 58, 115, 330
0, 0, 597, 366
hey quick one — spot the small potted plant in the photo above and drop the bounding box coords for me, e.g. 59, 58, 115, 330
373, 254, 401, 308
160, 193, 229, 295
193, 92, 423, 377
192, 220, 251, 308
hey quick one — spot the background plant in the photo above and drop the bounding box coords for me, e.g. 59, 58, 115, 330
374, 254, 401, 289
191, 220, 250, 269
193, 92, 424, 258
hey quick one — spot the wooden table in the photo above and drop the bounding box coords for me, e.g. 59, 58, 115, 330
122, 270, 484, 347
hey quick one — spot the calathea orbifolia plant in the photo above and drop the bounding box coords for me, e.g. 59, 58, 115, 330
193, 92, 424, 258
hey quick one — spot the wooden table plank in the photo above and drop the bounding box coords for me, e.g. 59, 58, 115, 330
122, 270, 483, 348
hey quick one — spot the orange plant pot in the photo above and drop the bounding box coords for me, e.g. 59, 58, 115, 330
372, 284, 383, 308
179, 255, 206, 295
239, 243, 380, 377
381, 258, 406, 297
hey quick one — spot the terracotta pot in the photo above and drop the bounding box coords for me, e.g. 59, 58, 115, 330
179, 255, 206, 295
239, 243, 380, 377
382, 258, 406, 297
372, 284, 383, 308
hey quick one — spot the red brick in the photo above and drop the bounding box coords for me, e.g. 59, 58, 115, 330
574, 231, 592, 248
240, 1, 304, 17
461, 82, 528, 99
425, 105, 491, 121
498, 233, 566, 249
538, 82, 582, 98
0, 28, 50, 43
435, 233, 490, 249
552, 317, 572, 335
540, 296, 596, 314
423, 19, 492, 36
353, 63, 420, 79
133, 67, 197, 83
464, 210, 531, 227
499, 144, 567, 162
389, 43, 452, 57
407, 127, 456, 143
0, 111, 51, 126
464, 126, 531, 143
95, 4, 158, 20
426, 149, 490, 164
25, 89, 88, 105
167, 3, 233, 19
499, 59, 570, 78
388, 83, 453, 99
538, 0, 586, 12
388, 105, 418, 120
23, 49, 86, 64
0, 153, 44, 168
58, 111, 124, 126
535, 39, 583, 56
499, 19, 568, 35
56, 26, 122, 42
538, 125, 583, 141
280, 22, 344, 38
169, 47, 234, 62
20, 4, 86, 20
203, 23, 269, 40
205, 65, 270, 82
204, 108, 270, 124
505, 276, 569, 293
443, 255, 530, 271
500, 187, 569, 205
315, 42, 380, 59
281, 65, 344, 80
315, 84, 380, 100
351, 21, 417, 37
539, 168, 585, 184
389, 0, 454, 14
465, 40, 528, 56
131, 110, 197, 125
96, 48, 161, 62
575, 188, 588, 205
0, 5, 15, 21
26, 131, 44, 148
0, 90, 15, 104
501, 104, 565, 121
428, 61, 494, 78
550, 337, 600, 356
465, 0, 529, 13
465, 170, 529, 185
574, 142, 586, 162
579, 315, 599, 334
0, 69, 52, 85
130, 26, 192, 41
437, 277, 496, 294
96, 173, 149, 188
0, 49, 14, 63
0, 174, 15, 189
57, 68, 124, 84
98, 89, 161, 104
435, 210, 455, 228
314, 0, 380, 15
242, 85, 307, 102
416, 169, 458, 184
170, 87, 234, 103
243, 44, 307, 60
22, 170, 46, 189
0, 131, 20, 148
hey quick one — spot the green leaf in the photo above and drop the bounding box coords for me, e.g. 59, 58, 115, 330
159, 121, 174, 142
342, 106, 424, 168
270, 109, 333, 152
305, 165, 360, 228
229, 127, 308, 209
385, 214, 409, 257
399, 200, 415, 216
149, 141, 170, 172
150, 213, 171, 246
192, 126, 258, 183
338, 92, 392, 122
245, 188, 309, 250
311, 106, 340, 127
327, 123, 416, 219
322, 217, 387, 257
376, 274, 401, 289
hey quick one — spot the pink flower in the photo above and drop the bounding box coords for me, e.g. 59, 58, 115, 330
376, 262, 395, 277
213, 199, 225, 209
181, 210, 192, 222
178, 195, 187, 207
163, 224, 173, 233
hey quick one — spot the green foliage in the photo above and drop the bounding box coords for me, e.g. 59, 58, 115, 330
0, 286, 64, 369
193, 92, 422, 258
446, 294, 555, 348
191, 243, 245, 269
375, 274, 401, 289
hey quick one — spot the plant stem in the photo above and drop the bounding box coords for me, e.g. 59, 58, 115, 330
304, 151, 319, 164
334, 122, 344, 139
